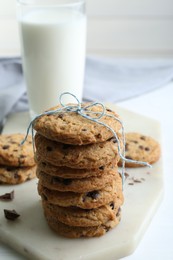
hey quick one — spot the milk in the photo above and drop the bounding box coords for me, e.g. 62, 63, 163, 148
19, 8, 86, 117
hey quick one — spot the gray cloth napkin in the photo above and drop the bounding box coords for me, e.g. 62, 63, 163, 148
1, 56, 173, 123
84, 56, 173, 102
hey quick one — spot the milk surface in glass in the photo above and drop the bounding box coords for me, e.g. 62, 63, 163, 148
20, 7, 86, 117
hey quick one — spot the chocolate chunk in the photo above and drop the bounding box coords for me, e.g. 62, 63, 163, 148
0, 190, 14, 201
86, 191, 99, 200
4, 209, 20, 221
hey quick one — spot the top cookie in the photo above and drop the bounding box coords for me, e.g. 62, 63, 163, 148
33, 103, 121, 145
0, 134, 35, 167
118, 132, 161, 167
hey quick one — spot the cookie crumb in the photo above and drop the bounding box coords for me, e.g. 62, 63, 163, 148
125, 172, 129, 179
133, 179, 141, 183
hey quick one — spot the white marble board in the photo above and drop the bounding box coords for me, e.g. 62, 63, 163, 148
0, 105, 164, 260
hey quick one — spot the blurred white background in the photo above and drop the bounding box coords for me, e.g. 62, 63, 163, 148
0, 0, 173, 58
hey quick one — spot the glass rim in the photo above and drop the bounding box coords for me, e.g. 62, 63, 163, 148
17, 0, 85, 7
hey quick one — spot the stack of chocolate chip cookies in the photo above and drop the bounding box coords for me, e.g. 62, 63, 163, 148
34, 104, 124, 238
0, 134, 36, 184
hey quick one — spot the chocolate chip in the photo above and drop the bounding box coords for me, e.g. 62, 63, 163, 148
0, 190, 14, 201
126, 156, 132, 160
62, 144, 71, 150
46, 146, 53, 152
41, 162, 47, 166
52, 177, 72, 185
145, 147, 150, 151
6, 167, 13, 172
4, 209, 20, 221
140, 136, 146, 140
106, 108, 112, 112
82, 129, 87, 131
99, 166, 104, 170
105, 226, 111, 232
112, 138, 117, 143
20, 155, 26, 158
58, 113, 64, 119
139, 145, 144, 149
52, 177, 61, 184
131, 140, 138, 144
63, 179, 72, 185
42, 194, 48, 201
2, 145, 10, 150
14, 172, 19, 179
116, 208, 121, 217
86, 191, 99, 200
110, 202, 114, 210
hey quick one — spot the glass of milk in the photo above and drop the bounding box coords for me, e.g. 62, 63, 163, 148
17, 0, 86, 118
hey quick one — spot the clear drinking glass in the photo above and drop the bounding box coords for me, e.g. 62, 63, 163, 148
17, 0, 86, 118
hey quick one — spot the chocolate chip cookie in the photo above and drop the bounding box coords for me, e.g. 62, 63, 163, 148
35, 133, 121, 169
119, 132, 161, 167
38, 176, 123, 209
36, 157, 119, 179
42, 199, 122, 227
37, 168, 118, 193
33, 103, 121, 145
0, 134, 35, 167
45, 214, 121, 238
0, 165, 36, 184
